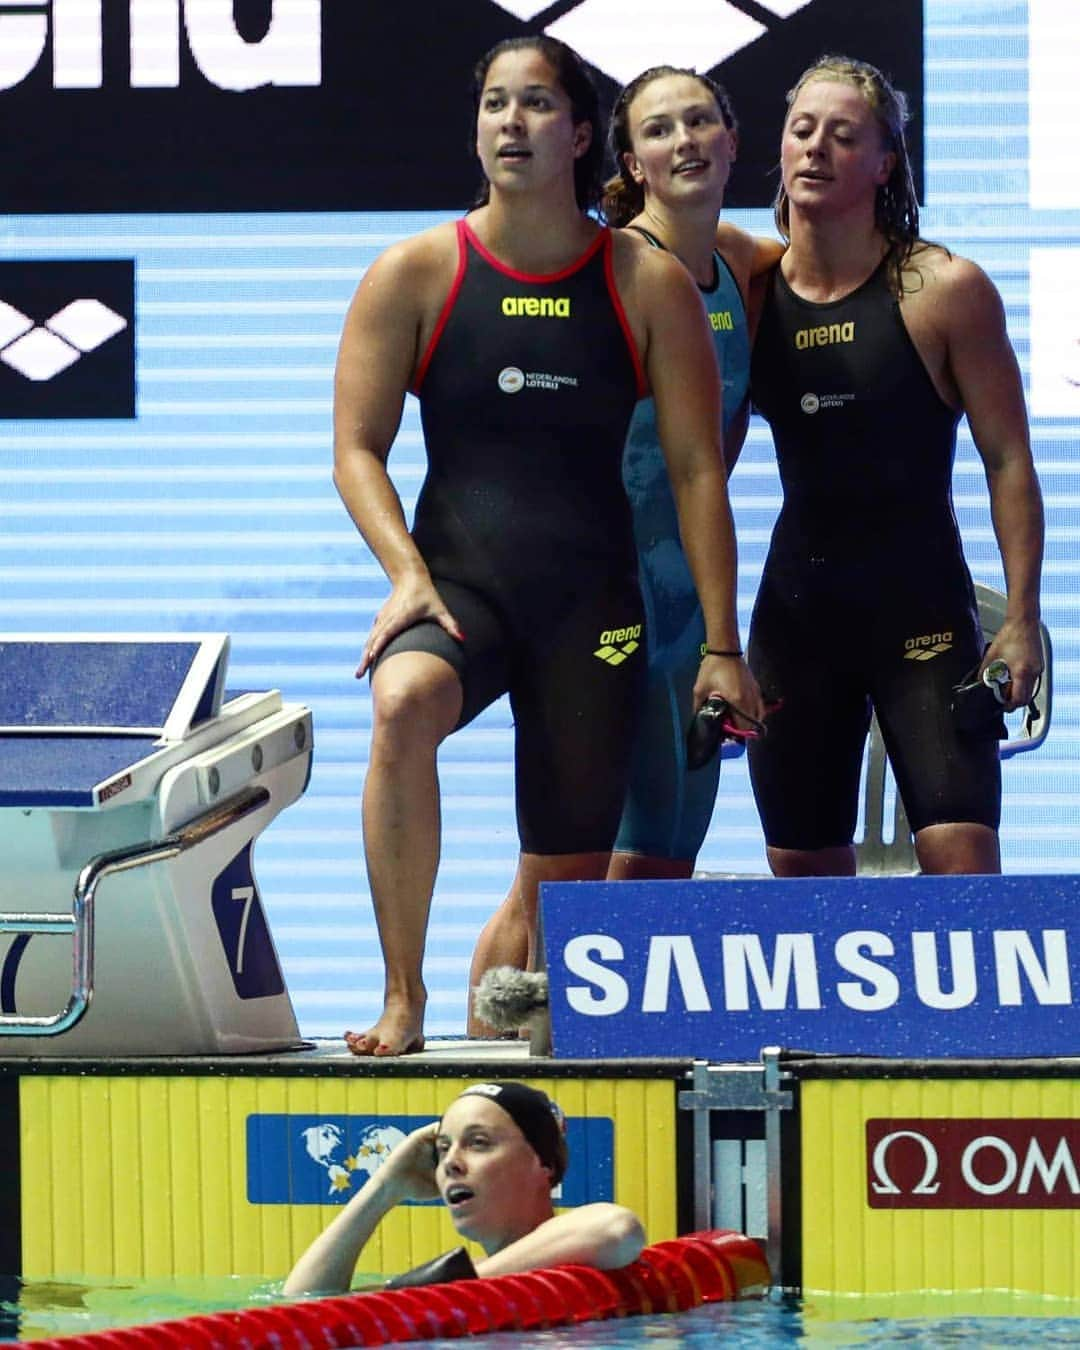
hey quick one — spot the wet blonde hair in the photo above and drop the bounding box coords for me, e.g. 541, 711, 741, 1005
775, 56, 921, 291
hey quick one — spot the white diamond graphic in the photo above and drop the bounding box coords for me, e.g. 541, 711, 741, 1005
1, 329, 82, 381
0, 301, 33, 349
490, 1, 552, 15
757, 0, 813, 15
547, 1, 766, 85
46, 299, 127, 352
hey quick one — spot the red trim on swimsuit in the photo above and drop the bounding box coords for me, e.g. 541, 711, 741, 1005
412, 219, 469, 395
413, 219, 644, 400
603, 231, 648, 399
460, 216, 608, 282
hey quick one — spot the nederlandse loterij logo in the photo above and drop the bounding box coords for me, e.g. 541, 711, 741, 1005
497, 367, 578, 394
594, 624, 642, 666
0, 261, 135, 419
800, 391, 854, 414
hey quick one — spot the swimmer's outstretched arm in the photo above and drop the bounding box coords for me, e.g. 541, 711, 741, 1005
475, 1203, 645, 1276
283, 1121, 440, 1297
332, 231, 464, 674
625, 240, 764, 723
933, 254, 1044, 709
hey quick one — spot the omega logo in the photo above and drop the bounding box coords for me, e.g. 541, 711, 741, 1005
871, 1129, 941, 1195
866, 1118, 1080, 1209
0, 0, 322, 93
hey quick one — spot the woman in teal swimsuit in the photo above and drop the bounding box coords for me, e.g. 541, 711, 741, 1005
602, 66, 781, 880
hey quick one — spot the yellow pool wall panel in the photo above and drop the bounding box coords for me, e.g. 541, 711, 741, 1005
19, 1073, 677, 1281
800, 1077, 1080, 1297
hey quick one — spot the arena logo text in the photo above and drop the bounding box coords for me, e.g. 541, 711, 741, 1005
905, 631, 953, 651
598, 625, 642, 646
0, 0, 321, 92
501, 296, 571, 318
795, 321, 855, 349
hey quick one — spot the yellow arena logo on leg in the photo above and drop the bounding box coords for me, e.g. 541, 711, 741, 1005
594, 625, 642, 665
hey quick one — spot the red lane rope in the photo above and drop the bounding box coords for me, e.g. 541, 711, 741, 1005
18, 1229, 768, 1349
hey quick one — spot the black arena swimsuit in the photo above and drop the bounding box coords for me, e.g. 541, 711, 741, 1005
747, 258, 1000, 849
377, 219, 649, 855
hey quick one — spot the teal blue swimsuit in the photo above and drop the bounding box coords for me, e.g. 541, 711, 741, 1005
614, 236, 750, 859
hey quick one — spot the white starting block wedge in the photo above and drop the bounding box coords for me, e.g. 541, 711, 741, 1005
0, 634, 311, 1056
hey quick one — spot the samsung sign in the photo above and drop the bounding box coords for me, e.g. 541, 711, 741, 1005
541, 875, 1080, 1060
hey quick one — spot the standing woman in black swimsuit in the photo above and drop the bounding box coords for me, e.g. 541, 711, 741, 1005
747, 56, 1043, 877
335, 35, 761, 1055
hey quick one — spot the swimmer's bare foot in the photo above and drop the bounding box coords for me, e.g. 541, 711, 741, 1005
345, 1002, 425, 1057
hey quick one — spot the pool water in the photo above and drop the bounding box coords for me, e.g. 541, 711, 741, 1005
4, 1280, 1080, 1347
0, 1274, 276, 1343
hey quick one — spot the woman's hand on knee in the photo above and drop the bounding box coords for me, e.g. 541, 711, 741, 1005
358, 574, 465, 676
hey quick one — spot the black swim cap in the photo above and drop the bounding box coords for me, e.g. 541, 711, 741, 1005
455, 1082, 569, 1184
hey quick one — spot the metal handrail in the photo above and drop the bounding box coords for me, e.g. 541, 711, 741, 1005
0, 784, 270, 1037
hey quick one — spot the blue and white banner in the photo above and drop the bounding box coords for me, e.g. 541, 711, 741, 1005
247, 1113, 613, 1207
542, 875, 1080, 1061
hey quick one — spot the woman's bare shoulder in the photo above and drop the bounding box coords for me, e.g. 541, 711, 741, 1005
367, 220, 460, 289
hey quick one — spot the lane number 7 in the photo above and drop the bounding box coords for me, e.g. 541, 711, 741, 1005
232, 885, 255, 975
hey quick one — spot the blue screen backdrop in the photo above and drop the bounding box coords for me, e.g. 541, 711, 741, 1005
0, 2, 1074, 1038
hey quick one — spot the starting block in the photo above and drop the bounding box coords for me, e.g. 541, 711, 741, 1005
0, 634, 311, 1055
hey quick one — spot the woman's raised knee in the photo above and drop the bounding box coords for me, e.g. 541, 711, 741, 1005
371, 652, 463, 748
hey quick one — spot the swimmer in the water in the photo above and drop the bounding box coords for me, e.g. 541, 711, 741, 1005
283, 1081, 644, 1295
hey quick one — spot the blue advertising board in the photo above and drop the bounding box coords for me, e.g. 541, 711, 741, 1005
541, 875, 1080, 1060
247, 1113, 613, 1208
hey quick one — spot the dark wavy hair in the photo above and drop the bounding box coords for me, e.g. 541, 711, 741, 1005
469, 35, 604, 213
602, 66, 737, 227
775, 55, 921, 290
